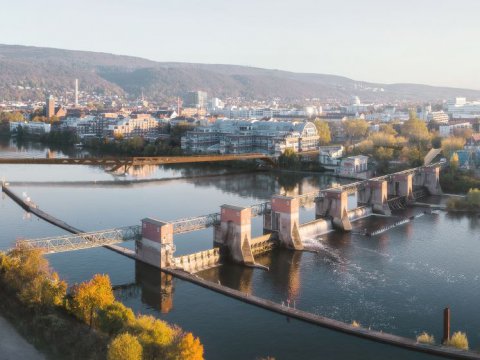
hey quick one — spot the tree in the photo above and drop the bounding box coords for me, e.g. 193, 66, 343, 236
343, 119, 369, 142
107, 333, 143, 360
401, 112, 431, 147
441, 137, 465, 159
313, 119, 331, 145
98, 301, 135, 335
278, 148, 300, 169
379, 124, 397, 136
169, 333, 204, 360
3, 244, 66, 308
71, 274, 115, 328
450, 152, 459, 173
129, 315, 175, 359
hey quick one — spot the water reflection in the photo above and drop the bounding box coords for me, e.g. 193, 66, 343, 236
115, 261, 175, 314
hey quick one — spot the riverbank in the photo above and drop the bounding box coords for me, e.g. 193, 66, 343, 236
0, 285, 108, 360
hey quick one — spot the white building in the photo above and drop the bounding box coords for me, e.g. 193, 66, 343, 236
337, 155, 369, 179
447, 97, 480, 118
181, 119, 319, 155
439, 122, 472, 137
10, 121, 51, 134
319, 145, 344, 166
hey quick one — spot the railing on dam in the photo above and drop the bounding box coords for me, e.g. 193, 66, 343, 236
250, 202, 271, 217
17, 225, 141, 253
172, 213, 221, 234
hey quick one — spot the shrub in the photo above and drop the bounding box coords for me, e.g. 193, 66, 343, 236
416, 332, 435, 344
351, 321, 361, 328
446, 331, 469, 350
107, 333, 143, 360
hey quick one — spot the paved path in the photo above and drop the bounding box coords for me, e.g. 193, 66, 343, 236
0, 316, 45, 360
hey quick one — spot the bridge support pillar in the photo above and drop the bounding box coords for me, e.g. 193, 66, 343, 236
315, 190, 352, 232
392, 173, 414, 202
422, 166, 442, 195
367, 180, 391, 215
137, 218, 174, 268
214, 205, 254, 265
271, 195, 304, 250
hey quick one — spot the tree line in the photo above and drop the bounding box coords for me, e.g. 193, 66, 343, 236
0, 245, 204, 360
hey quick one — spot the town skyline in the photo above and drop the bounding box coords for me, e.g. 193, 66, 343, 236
1, 0, 479, 90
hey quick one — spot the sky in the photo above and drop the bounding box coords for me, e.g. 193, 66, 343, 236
1, 0, 479, 89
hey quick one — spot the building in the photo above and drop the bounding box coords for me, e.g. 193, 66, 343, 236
428, 111, 449, 124
46, 95, 55, 119
10, 121, 51, 134
181, 119, 319, 155
447, 97, 480, 118
104, 114, 159, 139
337, 155, 369, 179
439, 122, 472, 137
318, 145, 344, 166
183, 91, 208, 109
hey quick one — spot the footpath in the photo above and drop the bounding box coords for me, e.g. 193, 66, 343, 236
0, 316, 45, 360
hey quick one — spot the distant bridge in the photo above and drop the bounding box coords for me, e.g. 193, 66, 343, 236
0, 153, 279, 170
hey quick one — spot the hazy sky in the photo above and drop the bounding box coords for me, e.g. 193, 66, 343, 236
1, 0, 479, 89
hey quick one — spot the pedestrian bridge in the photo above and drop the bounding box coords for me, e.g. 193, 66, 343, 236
17, 226, 141, 253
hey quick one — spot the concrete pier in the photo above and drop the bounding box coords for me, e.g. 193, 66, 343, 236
367, 180, 391, 215
138, 218, 174, 268
214, 205, 255, 265
270, 196, 304, 250
315, 190, 352, 232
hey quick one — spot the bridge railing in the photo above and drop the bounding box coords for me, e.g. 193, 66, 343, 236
17, 225, 141, 253
172, 213, 221, 234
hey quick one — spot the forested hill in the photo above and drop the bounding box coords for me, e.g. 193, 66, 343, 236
1, 44, 479, 102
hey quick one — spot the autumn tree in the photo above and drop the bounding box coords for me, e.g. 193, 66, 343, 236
313, 119, 331, 145
378, 123, 397, 136
169, 332, 204, 360
129, 315, 175, 359
401, 112, 431, 147
107, 333, 143, 360
342, 119, 369, 142
441, 137, 465, 159
71, 274, 115, 328
98, 301, 135, 335
3, 244, 66, 308
450, 152, 459, 173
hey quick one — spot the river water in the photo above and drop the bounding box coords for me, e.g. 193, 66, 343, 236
1, 139, 479, 360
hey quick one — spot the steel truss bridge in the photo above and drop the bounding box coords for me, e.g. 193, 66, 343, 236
171, 202, 271, 234
17, 226, 141, 253
0, 153, 279, 170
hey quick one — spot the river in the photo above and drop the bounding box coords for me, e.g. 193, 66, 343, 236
1, 139, 479, 360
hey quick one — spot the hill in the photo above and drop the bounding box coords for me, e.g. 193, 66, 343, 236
1, 44, 479, 103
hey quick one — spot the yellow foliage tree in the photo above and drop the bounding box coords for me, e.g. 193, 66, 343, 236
129, 315, 176, 359
2, 244, 66, 307
71, 274, 115, 328
107, 333, 143, 360
98, 301, 135, 335
169, 332, 204, 360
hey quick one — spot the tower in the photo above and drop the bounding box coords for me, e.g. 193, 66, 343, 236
74, 79, 79, 107
46, 95, 55, 119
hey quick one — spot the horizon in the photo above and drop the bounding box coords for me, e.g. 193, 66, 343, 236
1, 0, 479, 90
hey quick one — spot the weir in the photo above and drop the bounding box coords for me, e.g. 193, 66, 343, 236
5, 166, 480, 358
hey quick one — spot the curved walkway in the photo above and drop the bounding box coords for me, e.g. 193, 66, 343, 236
0, 316, 45, 360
